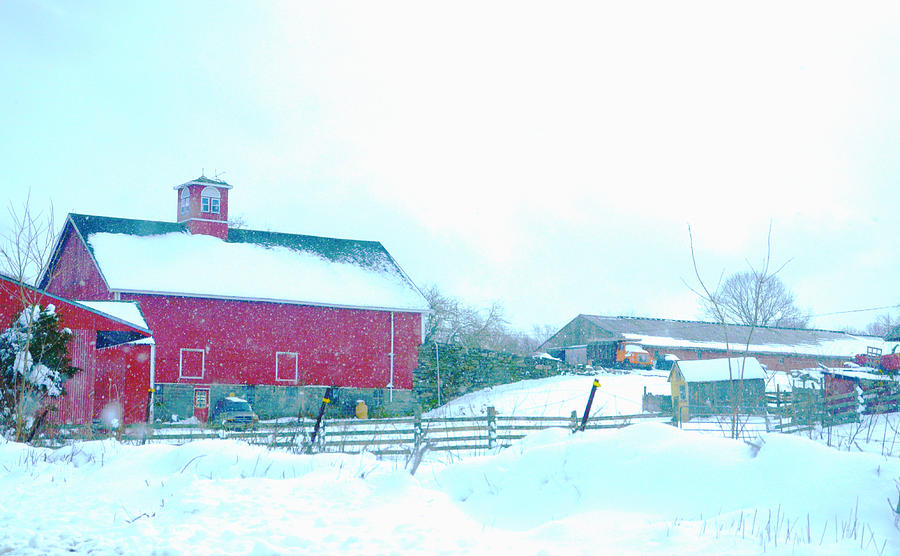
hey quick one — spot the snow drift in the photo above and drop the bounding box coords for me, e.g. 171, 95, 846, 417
2, 423, 899, 554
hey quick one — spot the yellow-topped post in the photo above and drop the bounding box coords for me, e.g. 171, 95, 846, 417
577, 379, 601, 432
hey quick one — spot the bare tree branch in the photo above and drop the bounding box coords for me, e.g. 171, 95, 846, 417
421, 285, 550, 354
0, 193, 62, 441
685, 222, 791, 438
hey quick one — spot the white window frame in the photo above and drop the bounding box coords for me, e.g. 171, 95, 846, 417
180, 189, 190, 213
275, 351, 298, 382
193, 388, 209, 409
200, 186, 221, 214
179, 348, 205, 379
201, 196, 221, 214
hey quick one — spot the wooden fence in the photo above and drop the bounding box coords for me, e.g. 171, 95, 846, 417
48, 410, 667, 455
765, 386, 900, 431
43, 386, 900, 455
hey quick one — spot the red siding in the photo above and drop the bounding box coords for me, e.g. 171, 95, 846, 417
53, 342, 151, 425
44, 225, 113, 300
127, 294, 420, 389
55, 330, 97, 424
185, 219, 228, 239
0, 276, 152, 425
94, 344, 152, 424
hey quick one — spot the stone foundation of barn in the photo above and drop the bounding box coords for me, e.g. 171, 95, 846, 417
153, 383, 415, 423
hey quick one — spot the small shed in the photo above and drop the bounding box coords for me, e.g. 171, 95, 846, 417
669, 357, 767, 421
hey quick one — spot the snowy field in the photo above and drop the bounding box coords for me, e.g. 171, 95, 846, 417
2, 424, 900, 555
4, 370, 900, 555
425, 371, 671, 418
789, 413, 900, 458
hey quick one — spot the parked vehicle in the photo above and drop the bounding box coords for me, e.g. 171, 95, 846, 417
615, 343, 655, 369
210, 396, 259, 429
584, 340, 657, 369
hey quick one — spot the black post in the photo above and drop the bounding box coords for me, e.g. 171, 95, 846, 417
308, 386, 333, 452
145, 387, 154, 423
577, 379, 601, 432
141, 387, 155, 445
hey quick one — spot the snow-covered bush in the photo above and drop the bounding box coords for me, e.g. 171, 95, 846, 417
0, 303, 79, 440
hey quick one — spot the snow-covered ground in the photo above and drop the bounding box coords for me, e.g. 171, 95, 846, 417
794, 413, 900, 458
2, 424, 899, 555
5, 370, 900, 554
425, 371, 671, 418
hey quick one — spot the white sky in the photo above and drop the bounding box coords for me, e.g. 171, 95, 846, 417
1, 1, 898, 333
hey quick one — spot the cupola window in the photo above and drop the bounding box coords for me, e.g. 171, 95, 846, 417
180, 188, 190, 213
200, 187, 221, 214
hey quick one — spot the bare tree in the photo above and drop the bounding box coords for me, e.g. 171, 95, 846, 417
0, 193, 64, 440
702, 270, 809, 328
422, 285, 557, 355
227, 213, 249, 229
485, 325, 542, 355
422, 285, 508, 349
0, 193, 57, 293
864, 313, 900, 338
687, 223, 786, 439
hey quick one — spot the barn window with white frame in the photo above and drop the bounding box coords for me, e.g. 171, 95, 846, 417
200, 186, 221, 214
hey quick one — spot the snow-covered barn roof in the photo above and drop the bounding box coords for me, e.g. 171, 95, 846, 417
541, 314, 899, 358
75, 300, 149, 332
0, 272, 152, 338
51, 214, 429, 313
672, 357, 767, 383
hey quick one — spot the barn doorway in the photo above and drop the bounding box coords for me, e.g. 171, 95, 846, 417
193, 387, 210, 422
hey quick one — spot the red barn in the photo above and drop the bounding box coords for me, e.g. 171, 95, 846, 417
40, 176, 429, 422
0, 273, 153, 425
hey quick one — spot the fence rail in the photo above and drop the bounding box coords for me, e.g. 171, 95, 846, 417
44, 384, 900, 456
46, 409, 673, 455
763, 381, 900, 430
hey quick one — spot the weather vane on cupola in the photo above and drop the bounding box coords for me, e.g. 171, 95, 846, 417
199, 168, 227, 181
199, 168, 227, 180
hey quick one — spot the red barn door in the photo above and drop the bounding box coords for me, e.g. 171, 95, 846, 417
193, 387, 210, 422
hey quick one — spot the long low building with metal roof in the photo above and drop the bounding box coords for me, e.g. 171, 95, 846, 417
540, 314, 899, 372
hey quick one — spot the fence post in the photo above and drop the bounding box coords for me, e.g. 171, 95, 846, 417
577, 379, 601, 432
792, 387, 798, 429
294, 418, 307, 452
414, 408, 423, 450
487, 406, 497, 449
307, 386, 333, 453
820, 377, 826, 428
435, 343, 442, 407
775, 385, 780, 422
570, 410, 578, 430
317, 419, 327, 452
